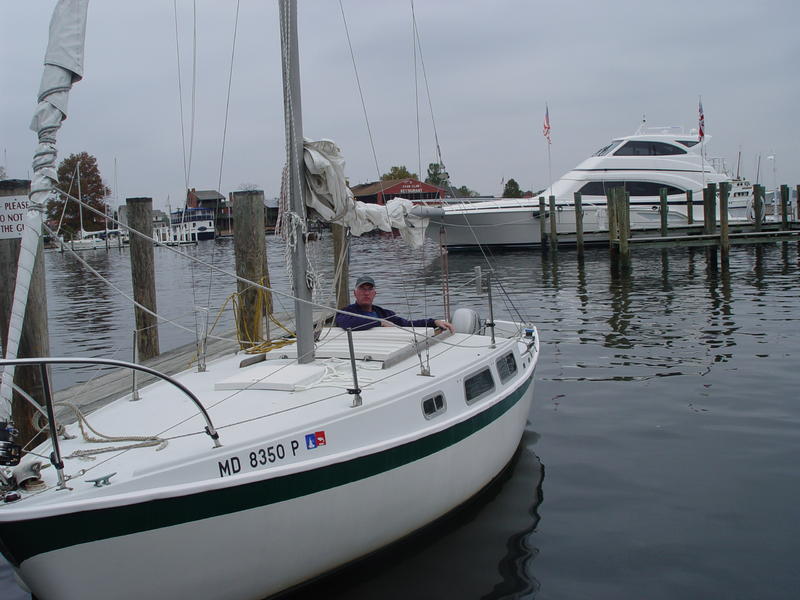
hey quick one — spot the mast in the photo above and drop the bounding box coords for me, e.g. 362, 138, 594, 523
279, 0, 314, 363
76, 160, 83, 236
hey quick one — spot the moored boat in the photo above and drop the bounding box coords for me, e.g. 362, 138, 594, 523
0, 2, 540, 599
432, 127, 753, 249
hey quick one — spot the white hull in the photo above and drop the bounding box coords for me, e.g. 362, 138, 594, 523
2, 325, 538, 599
434, 198, 752, 248
432, 129, 754, 248
17, 383, 531, 600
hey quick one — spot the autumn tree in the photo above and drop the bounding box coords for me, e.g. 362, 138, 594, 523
502, 178, 523, 198
380, 165, 417, 181
50, 152, 111, 237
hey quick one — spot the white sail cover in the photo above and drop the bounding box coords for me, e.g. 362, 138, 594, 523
302, 139, 430, 248
0, 0, 88, 420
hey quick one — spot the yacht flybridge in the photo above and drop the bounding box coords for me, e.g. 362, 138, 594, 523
0, 2, 539, 599
432, 127, 753, 249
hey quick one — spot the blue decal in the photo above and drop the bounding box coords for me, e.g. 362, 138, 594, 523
305, 433, 317, 450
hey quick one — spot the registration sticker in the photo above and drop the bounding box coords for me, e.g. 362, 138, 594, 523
305, 430, 327, 449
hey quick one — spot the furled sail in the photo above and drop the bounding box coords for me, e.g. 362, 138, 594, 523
0, 0, 89, 419
301, 139, 434, 248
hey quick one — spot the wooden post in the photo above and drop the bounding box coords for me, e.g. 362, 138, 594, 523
659, 187, 669, 237
607, 188, 618, 249
795, 185, 800, 223
0, 179, 50, 446
719, 181, 730, 255
538, 197, 547, 252
574, 192, 584, 257
780, 184, 789, 230
613, 187, 629, 259
332, 223, 349, 309
548, 195, 558, 253
127, 197, 159, 360
686, 189, 694, 224
232, 190, 265, 349
753, 184, 763, 231
704, 183, 717, 234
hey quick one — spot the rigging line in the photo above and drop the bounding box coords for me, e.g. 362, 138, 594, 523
337, 1, 385, 191
204, 0, 242, 365
173, 0, 189, 187
42, 222, 238, 344
411, 7, 444, 172
412, 0, 421, 179
53, 189, 479, 344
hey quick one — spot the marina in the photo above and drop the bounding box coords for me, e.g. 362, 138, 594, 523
3, 235, 799, 598
2, 1, 799, 598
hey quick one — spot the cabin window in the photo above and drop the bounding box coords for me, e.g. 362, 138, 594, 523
676, 140, 700, 148
593, 140, 622, 156
465, 368, 495, 404
613, 141, 687, 156
579, 181, 685, 197
496, 352, 518, 383
422, 393, 446, 419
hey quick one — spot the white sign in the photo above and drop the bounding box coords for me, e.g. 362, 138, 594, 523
0, 195, 29, 239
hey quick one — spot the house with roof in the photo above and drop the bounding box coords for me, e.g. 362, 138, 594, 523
350, 179, 446, 205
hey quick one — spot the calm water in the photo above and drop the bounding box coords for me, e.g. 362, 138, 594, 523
2, 236, 799, 599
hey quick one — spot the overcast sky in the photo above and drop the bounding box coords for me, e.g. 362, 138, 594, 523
2, 0, 799, 210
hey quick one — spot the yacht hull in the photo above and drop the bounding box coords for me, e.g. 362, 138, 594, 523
4, 375, 534, 600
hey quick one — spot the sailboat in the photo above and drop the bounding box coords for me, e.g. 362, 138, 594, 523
0, 2, 539, 599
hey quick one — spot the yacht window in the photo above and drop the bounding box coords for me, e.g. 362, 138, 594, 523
496, 352, 518, 383
613, 141, 687, 156
465, 368, 495, 404
579, 181, 685, 197
676, 140, 700, 148
422, 393, 446, 419
593, 140, 622, 156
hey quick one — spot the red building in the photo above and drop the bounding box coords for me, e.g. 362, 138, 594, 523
350, 179, 446, 205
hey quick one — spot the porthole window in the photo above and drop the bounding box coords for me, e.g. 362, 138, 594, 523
496, 352, 518, 383
465, 368, 495, 404
422, 393, 446, 419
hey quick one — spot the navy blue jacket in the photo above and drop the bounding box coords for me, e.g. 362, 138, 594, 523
335, 303, 437, 331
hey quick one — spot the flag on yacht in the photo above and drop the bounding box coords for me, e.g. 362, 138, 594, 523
698, 99, 705, 141
543, 104, 551, 144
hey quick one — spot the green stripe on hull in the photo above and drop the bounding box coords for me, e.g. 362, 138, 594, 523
0, 374, 533, 566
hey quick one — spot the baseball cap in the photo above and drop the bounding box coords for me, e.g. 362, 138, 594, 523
355, 276, 375, 288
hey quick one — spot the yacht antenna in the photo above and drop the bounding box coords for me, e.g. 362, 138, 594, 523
736, 148, 741, 179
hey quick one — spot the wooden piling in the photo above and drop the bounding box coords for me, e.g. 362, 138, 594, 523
607, 189, 618, 248
659, 187, 669, 237
780, 184, 789, 230
574, 192, 584, 256
127, 197, 159, 360
686, 189, 694, 224
232, 190, 266, 349
332, 223, 349, 309
0, 179, 50, 445
538, 197, 547, 252
753, 185, 764, 232
704, 183, 717, 234
719, 181, 730, 255
614, 187, 630, 259
796, 185, 800, 223
548, 195, 558, 253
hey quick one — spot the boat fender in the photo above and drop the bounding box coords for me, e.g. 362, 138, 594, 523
451, 308, 481, 334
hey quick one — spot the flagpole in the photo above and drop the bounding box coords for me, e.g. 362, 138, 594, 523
544, 103, 553, 195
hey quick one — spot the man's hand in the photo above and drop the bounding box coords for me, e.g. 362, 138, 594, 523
434, 319, 455, 334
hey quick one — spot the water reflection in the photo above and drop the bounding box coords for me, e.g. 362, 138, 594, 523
276, 434, 545, 600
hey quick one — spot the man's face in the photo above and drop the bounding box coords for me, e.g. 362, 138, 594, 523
354, 283, 376, 307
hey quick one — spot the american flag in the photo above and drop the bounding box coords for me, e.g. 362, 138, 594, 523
543, 104, 551, 144
698, 99, 705, 142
